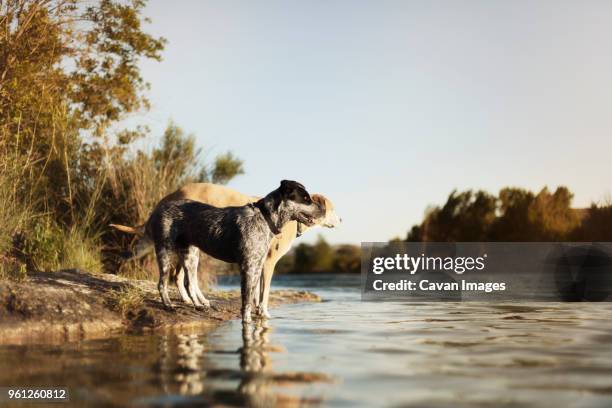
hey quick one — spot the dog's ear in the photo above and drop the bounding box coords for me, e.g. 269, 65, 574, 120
279, 180, 308, 198
279, 180, 313, 204
279, 180, 290, 195
311, 194, 327, 209
311, 194, 328, 214
280, 180, 300, 194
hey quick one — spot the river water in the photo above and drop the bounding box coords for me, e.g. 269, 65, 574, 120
1, 273, 612, 407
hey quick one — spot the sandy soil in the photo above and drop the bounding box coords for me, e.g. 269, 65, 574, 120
0, 269, 320, 345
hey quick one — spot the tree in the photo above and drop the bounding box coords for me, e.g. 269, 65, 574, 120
490, 187, 579, 241
0, 1, 246, 275
528, 187, 579, 240
488, 188, 534, 241
332, 245, 360, 273
0, 0, 165, 221
293, 235, 334, 272
210, 152, 245, 185
407, 190, 496, 241
572, 204, 612, 241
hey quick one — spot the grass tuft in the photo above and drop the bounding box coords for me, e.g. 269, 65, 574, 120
107, 285, 146, 317
0, 256, 28, 281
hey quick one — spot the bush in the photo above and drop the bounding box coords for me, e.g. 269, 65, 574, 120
18, 218, 103, 273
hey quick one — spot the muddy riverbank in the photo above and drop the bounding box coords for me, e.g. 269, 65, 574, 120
0, 269, 320, 345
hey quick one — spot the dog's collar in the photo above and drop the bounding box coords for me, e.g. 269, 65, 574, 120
254, 200, 282, 235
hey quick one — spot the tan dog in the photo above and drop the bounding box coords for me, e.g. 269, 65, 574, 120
111, 183, 341, 318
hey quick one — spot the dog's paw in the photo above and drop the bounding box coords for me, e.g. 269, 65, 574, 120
255, 305, 271, 319
256, 305, 271, 319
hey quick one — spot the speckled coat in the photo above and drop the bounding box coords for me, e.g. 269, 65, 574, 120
146, 180, 323, 322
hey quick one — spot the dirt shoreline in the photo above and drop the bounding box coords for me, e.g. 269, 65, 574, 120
0, 269, 320, 345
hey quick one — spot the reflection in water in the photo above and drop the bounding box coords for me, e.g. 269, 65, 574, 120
158, 333, 207, 396
1, 274, 612, 407
151, 319, 329, 407
239, 321, 271, 394
236, 320, 330, 407
238, 321, 275, 407
240, 321, 272, 374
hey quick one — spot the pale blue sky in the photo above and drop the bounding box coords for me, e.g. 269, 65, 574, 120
130, 0, 612, 244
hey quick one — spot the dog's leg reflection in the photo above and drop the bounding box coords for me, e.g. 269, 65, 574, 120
238, 320, 275, 406
157, 333, 207, 397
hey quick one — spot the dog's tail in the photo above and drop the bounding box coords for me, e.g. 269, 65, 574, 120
110, 223, 153, 261
109, 223, 145, 236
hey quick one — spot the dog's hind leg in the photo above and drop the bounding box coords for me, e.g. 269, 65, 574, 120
175, 248, 197, 306
155, 247, 175, 310
175, 264, 194, 306
184, 246, 209, 309
185, 250, 211, 307
194, 280, 209, 306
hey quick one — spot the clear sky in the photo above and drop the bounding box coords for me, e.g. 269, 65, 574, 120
131, 0, 612, 244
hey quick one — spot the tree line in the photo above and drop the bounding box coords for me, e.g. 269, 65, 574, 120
280, 186, 612, 274
276, 236, 361, 274
407, 186, 612, 242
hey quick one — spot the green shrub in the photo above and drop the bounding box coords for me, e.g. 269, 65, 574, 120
20, 218, 102, 273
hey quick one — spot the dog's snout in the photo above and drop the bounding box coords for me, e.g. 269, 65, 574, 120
323, 213, 342, 228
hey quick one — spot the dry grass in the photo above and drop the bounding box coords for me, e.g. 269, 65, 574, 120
1, 123, 242, 282
0, 257, 28, 281
0, 148, 34, 256
0, 142, 103, 278
107, 285, 146, 317
59, 227, 104, 274
118, 257, 158, 281
0, 146, 35, 280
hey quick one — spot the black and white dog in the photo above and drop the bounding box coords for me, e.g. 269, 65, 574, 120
146, 180, 324, 322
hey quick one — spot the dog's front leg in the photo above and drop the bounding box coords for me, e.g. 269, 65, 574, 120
184, 245, 209, 309
253, 273, 261, 310
240, 260, 263, 323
